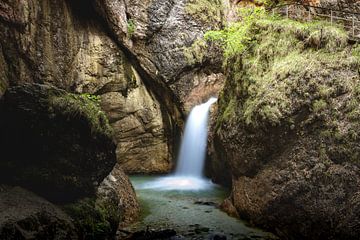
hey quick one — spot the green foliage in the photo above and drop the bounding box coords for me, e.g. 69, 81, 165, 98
206, 7, 348, 62
210, 7, 356, 129
210, 5, 360, 164
205, 7, 267, 60
81, 93, 101, 105
64, 198, 120, 240
127, 19, 136, 38
49, 93, 112, 138
185, 0, 223, 25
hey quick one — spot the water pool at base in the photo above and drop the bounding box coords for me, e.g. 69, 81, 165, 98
127, 175, 277, 240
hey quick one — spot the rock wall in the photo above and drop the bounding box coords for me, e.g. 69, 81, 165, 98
94, 0, 226, 110
0, 0, 173, 173
210, 16, 360, 239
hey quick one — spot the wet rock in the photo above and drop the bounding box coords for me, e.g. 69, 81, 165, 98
194, 200, 218, 206
128, 229, 177, 240
0, 0, 174, 174
0, 186, 77, 240
94, 0, 226, 109
208, 233, 227, 240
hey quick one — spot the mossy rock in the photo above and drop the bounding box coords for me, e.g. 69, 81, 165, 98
63, 198, 120, 240
209, 9, 360, 239
0, 83, 116, 202
185, 0, 224, 26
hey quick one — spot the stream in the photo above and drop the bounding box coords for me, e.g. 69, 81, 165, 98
123, 175, 277, 240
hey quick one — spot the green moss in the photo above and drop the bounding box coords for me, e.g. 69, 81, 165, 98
312, 99, 327, 113
183, 39, 208, 65
185, 0, 223, 25
206, 8, 356, 128
64, 198, 120, 240
127, 19, 136, 38
49, 93, 113, 138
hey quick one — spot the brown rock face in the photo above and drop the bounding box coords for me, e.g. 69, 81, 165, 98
100, 70, 171, 173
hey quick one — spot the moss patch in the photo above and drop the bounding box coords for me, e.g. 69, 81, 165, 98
127, 19, 136, 38
185, 0, 223, 25
183, 39, 208, 65
63, 198, 120, 240
49, 92, 113, 138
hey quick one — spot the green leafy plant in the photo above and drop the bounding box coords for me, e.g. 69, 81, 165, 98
205, 7, 267, 60
127, 19, 136, 38
81, 93, 101, 105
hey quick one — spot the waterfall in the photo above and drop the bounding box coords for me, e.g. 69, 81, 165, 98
139, 97, 217, 191
175, 97, 217, 177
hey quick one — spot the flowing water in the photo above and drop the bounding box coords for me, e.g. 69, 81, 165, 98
128, 175, 276, 239
126, 98, 277, 239
175, 97, 217, 177
140, 97, 217, 191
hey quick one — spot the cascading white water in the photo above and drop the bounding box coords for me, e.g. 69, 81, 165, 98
175, 97, 217, 177
139, 97, 217, 191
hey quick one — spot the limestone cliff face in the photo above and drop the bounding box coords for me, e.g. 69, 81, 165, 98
0, 0, 171, 173
94, 0, 226, 111
210, 16, 360, 239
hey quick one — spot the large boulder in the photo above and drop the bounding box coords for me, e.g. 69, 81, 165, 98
0, 186, 77, 240
0, 83, 115, 202
96, 164, 140, 225
0, 83, 140, 239
210, 16, 360, 239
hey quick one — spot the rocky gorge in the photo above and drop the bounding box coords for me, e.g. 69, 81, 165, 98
0, 0, 360, 239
